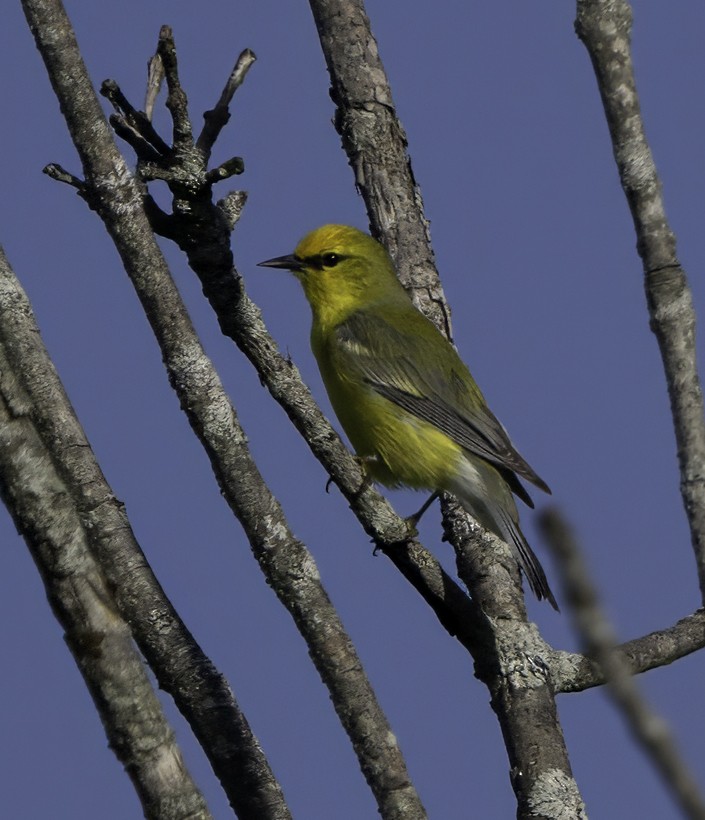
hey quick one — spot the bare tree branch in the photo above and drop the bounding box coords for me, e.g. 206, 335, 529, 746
23, 6, 426, 818
157, 25, 193, 151
540, 508, 705, 820
550, 609, 705, 693
0, 248, 211, 820
197, 47, 257, 157
576, 0, 705, 603
145, 50, 165, 121
20, 3, 292, 818
442, 503, 586, 819
307, 0, 450, 335
306, 2, 590, 818
102, 27, 482, 658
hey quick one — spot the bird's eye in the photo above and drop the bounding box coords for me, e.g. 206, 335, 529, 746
321, 253, 340, 268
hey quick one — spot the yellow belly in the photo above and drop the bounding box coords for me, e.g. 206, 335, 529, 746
326, 377, 462, 490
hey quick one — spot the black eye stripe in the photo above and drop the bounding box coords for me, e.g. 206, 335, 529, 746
304, 253, 345, 269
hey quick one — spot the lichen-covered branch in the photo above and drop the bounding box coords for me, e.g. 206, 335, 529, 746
443, 503, 585, 818
540, 508, 705, 819
576, 0, 705, 603
310, 2, 585, 816
551, 609, 705, 693
23, 4, 426, 817
308, 0, 450, 336
20, 2, 291, 818
0, 248, 211, 820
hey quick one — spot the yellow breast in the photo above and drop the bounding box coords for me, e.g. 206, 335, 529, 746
318, 358, 462, 490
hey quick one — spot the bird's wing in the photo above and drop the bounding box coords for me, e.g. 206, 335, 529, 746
334, 309, 550, 498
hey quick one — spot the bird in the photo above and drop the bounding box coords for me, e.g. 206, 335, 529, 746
259, 224, 557, 609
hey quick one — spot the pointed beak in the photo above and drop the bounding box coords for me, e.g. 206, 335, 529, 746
257, 254, 305, 272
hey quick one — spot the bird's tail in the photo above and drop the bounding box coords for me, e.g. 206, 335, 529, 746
490, 502, 558, 610
449, 461, 558, 609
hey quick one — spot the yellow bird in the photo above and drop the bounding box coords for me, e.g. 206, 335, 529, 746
259, 225, 557, 608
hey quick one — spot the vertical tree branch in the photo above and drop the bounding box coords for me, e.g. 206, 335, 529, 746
443, 504, 585, 819
576, 0, 705, 602
307, 0, 450, 336
309, 1, 584, 816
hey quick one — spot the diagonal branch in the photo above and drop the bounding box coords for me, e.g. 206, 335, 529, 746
308, 0, 451, 336
540, 508, 705, 820
197, 48, 256, 157
576, 0, 705, 604
0, 252, 211, 820
550, 609, 705, 693
24, 6, 427, 819
20, 3, 291, 818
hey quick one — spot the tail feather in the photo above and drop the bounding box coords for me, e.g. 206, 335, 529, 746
450, 460, 558, 609
493, 504, 558, 610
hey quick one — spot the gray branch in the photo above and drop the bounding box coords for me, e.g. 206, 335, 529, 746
540, 509, 705, 820
442, 502, 586, 818
550, 609, 705, 692
0, 248, 212, 820
309, 1, 586, 817
308, 0, 451, 337
197, 47, 256, 157
22, 5, 426, 818
20, 2, 292, 818
576, 0, 705, 602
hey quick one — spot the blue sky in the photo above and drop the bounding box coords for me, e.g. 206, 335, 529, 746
2, 2, 705, 818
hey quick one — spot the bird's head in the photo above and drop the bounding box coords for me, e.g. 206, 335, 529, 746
258, 224, 401, 325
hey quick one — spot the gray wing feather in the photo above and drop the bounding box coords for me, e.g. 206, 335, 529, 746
335, 311, 550, 496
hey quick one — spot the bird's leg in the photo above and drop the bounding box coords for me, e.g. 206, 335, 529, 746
405, 492, 439, 529
353, 455, 378, 497
326, 455, 378, 497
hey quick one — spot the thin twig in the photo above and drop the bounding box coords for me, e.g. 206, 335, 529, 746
102, 79, 171, 156
43, 161, 85, 190
157, 25, 193, 150
197, 48, 256, 156
145, 51, 165, 121
204, 156, 245, 184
